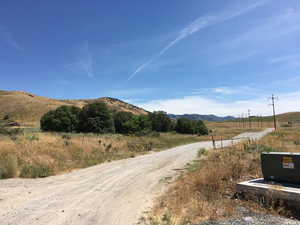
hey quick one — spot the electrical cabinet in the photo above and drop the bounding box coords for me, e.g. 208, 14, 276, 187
261, 152, 300, 184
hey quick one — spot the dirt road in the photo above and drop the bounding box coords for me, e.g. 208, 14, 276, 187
0, 129, 273, 225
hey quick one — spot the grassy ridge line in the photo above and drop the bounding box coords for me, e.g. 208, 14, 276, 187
0, 90, 148, 124
146, 127, 300, 225
229, 112, 300, 123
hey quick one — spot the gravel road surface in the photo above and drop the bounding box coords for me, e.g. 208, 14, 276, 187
196, 215, 300, 225
0, 129, 273, 225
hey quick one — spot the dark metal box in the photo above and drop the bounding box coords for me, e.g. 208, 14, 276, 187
261, 152, 300, 184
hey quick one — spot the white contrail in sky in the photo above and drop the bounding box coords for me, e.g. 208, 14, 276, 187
128, 1, 268, 80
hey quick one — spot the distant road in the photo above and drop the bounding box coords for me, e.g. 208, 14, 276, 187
0, 129, 273, 225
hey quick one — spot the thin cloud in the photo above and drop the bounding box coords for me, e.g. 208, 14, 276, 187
135, 91, 300, 117
128, 0, 268, 80
0, 26, 22, 50
66, 41, 94, 78
268, 54, 300, 67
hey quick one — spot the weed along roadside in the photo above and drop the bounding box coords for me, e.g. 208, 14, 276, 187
0, 131, 204, 179
145, 128, 300, 225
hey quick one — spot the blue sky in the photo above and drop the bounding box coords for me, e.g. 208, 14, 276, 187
1, 0, 300, 116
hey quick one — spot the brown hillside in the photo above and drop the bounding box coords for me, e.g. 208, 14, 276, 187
276, 112, 300, 122
261, 112, 300, 123
0, 90, 148, 124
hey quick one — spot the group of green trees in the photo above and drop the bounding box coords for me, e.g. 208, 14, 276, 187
40, 103, 208, 135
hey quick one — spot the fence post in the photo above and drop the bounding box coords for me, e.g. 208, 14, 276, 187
211, 135, 216, 150
221, 136, 223, 150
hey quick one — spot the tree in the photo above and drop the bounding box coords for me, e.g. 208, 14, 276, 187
175, 118, 195, 134
40, 106, 80, 132
175, 118, 208, 135
78, 102, 114, 133
149, 111, 173, 132
136, 115, 152, 132
194, 120, 208, 135
114, 111, 134, 134
118, 115, 151, 134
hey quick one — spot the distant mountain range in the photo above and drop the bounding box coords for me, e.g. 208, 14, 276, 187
168, 114, 235, 122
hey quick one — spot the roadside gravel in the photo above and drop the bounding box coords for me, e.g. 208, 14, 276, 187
195, 215, 300, 225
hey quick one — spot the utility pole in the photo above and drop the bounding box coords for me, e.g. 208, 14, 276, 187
242, 113, 245, 128
248, 109, 252, 129
270, 94, 277, 131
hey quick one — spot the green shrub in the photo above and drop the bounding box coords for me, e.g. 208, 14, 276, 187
114, 111, 134, 134
149, 111, 173, 132
147, 131, 160, 137
78, 102, 115, 133
244, 143, 279, 153
40, 105, 81, 132
20, 164, 53, 178
0, 127, 22, 136
26, 134, 39, 141
175, 118, 208, 135
120, 115, 152, 135
198, 148, 208, 157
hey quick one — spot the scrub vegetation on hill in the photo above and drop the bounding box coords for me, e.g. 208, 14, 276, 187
40, 103, 209, 135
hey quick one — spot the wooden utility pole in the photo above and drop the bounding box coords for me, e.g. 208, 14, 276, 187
270, 94, 277, 130
248, 109, 252, 129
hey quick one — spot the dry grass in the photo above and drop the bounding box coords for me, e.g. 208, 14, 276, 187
147, 127, 300, 225
0, 90, 147, 123
0, 121, 261, 179
0, 131, 205, 179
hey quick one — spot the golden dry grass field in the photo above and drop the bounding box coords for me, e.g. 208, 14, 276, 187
0, 121, 260, 179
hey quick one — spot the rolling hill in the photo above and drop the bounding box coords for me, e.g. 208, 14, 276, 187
0, 90, 148, 124
262, 112, 300, 123
168, 114, 235, 122
232, 112, 300, 124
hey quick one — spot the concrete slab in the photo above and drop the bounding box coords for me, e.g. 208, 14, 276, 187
237, 178, 300, 214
